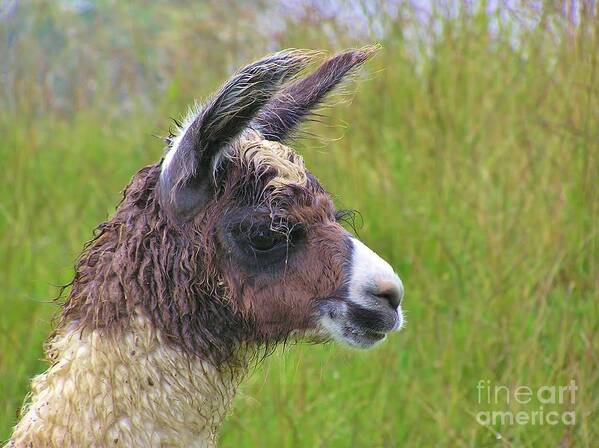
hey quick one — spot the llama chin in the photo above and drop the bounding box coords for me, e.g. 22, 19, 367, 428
7, 46, 405, 447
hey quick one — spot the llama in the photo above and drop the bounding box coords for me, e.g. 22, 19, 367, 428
6, 47, 404, 447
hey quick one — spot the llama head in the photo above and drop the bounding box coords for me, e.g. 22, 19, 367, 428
158, 47, 404, 352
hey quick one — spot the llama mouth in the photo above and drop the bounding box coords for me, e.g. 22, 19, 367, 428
316, 298, 404, 349
342, 325, 387, 348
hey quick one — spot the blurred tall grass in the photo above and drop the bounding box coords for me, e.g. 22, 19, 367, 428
1, 1, 597, 446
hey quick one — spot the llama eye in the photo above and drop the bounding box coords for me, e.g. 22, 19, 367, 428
248, 229, 280, 252
227, 218, 304, 267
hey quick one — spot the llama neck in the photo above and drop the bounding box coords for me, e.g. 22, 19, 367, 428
8, 311, 245, 448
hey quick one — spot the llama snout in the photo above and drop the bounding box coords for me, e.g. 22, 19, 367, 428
317, 237, 405, 349
348, 237, 403, 310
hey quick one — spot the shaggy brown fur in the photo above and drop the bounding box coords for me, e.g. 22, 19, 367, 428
7, 47, 380, 447
61, 139, 349, 368
58, 48, 376, 368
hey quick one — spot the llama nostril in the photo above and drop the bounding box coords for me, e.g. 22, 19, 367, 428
371, 278, 403, 309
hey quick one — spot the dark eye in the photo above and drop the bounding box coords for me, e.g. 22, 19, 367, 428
248, 228, 281, 252
226, 218, 305, 270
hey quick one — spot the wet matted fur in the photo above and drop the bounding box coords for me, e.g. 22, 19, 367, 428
5, 46, 405, 448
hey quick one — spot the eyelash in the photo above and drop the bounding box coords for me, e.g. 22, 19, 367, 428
334, 209, 362, 232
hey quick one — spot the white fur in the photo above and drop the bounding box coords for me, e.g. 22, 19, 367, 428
318, 301, 350, 343
348, 237, 404, 319
7, 311, 243, 447
161, 103, 202, 173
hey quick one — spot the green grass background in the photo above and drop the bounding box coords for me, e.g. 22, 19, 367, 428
1, 2, 597, 446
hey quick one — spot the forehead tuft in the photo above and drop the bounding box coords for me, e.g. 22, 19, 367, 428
225, 130, 308, 189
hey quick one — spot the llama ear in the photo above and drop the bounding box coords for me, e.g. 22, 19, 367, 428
250, 45, 379, 142
160, 50, 314, 220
